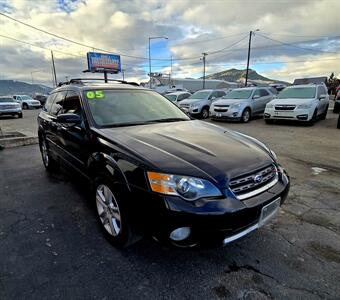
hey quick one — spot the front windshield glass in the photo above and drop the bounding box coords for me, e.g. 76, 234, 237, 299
189, 91, 211, 99
223, 89, 252, 99
165, 95, 177, 102
278, 87, 316, 99
85, 89, 190, 127
20, 96, 33, 100
0, 98, 14, 103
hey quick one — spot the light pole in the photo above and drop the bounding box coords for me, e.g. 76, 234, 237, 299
30, 70, 45, 84
245, 29, 259, 87
148, 36, 168, 88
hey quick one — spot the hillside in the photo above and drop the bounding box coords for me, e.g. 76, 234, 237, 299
0, 80, 52, 96
204, 68, 289, 84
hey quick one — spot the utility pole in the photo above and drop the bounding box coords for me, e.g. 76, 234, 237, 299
51, 50, 57, 87
122, 69, 125, 81
202, 52, 208, 89
245, 29, 259, 87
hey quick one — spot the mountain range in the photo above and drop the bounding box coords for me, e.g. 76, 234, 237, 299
0, 80, 52, 96
204, 68, 289, 84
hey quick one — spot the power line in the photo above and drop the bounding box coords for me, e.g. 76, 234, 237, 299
0, 12, 201, 61
258, 33, 339, 54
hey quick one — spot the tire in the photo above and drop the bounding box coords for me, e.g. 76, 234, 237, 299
17, 113, 23, 118
22, 103, 28, 110
94, 174, 140, 248
265, 119, 274, 124
40, 137, 59, 172
320, 105, 328, 120
241, 108, 251, 123
307, 109, 317, 126
201, 107, 209, 119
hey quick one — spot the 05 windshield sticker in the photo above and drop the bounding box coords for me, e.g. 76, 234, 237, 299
86, 90, 105, 99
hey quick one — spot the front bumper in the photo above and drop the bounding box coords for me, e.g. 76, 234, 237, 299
132, 167, 290, 247
28, 103, 41, 109
210, 108, 241, 121
264, 108, 313, 121
0, 108, 22, 115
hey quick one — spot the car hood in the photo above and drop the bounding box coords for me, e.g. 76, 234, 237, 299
213, 98, 247, 106
179, 98, 207, 105
95, 120, 274, 187
270, 98, 314, 105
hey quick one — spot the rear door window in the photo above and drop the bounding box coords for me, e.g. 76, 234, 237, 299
50, 91, 66, 116
43, 94, 56, 112
260, 89, 270, 97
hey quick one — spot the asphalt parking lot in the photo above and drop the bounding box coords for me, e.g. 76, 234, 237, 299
1, 110, 340, 299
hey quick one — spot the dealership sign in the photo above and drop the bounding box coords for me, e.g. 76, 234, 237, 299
87, 52, 121, 73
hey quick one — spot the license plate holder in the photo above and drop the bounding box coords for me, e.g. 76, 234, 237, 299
259, 198, 281, 227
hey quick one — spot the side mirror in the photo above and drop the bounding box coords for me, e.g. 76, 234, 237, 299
319, 94, 326, 100
253, 95, 260, 99
56, 113, 81, 124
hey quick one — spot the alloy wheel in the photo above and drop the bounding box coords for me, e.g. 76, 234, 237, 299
96, 184, 121, 236
41, 139, 49, 167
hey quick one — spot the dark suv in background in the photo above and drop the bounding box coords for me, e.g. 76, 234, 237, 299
37, 79, 290, 248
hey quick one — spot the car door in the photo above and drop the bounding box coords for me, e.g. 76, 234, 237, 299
47, 91, 66, 157
316, 86, 325, 115
57, 90, 90, 173
252, 89, 263, 114
258, 89, 273, 113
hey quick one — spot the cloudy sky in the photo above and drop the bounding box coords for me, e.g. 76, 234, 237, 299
0, 0, 339, 86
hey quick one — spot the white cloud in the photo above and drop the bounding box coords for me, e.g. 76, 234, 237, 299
0, 0, 339, 85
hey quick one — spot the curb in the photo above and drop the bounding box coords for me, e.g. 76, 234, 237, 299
0, 136, 39, 149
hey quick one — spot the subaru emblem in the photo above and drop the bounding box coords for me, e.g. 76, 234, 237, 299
253, 174, 263, 183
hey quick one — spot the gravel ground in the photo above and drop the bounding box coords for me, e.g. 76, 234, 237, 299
0, 111, 339, 299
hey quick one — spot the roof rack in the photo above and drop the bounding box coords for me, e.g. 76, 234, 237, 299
57, 78, 140, 87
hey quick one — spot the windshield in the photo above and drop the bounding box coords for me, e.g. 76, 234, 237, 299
20, 96, 34, 100
223, 89, 252, 99
85, 89, 190, 127
278, 87, 316, 99
0, 98, 14, 103
165, 95, 177, 102
189, 91, 211, 99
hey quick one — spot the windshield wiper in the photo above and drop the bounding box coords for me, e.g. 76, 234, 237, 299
147, 118, 190, 123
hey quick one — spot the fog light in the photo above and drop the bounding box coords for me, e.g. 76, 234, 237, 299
170, 227, 191, 241
233, 112, 238, 117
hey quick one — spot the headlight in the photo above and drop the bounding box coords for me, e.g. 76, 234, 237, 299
230, 103, 241, 109
147, 172, 222, 201
297, 103, 312, 109
266, 103, 274, 109
191, 104, 199, 109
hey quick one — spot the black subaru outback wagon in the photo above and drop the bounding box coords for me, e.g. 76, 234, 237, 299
38, 79, 289, 248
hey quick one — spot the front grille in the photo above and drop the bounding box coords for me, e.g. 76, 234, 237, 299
229, 164, 278, 200
275, 105, 296, 111
214, 104, 229, 112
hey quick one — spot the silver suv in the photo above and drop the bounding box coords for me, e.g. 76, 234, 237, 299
210, 87, 275, 122
179, 89, 226, 119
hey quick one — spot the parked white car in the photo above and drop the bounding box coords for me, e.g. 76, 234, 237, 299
165, 91, 191, 105
0, 96, 23, 118
179, 89, 227, 119
264, 84, 329, 125
210, 87, 275, 122
13, 95, 41, 109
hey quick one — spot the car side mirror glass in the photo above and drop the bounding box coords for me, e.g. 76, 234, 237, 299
56, 113, 81, 124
